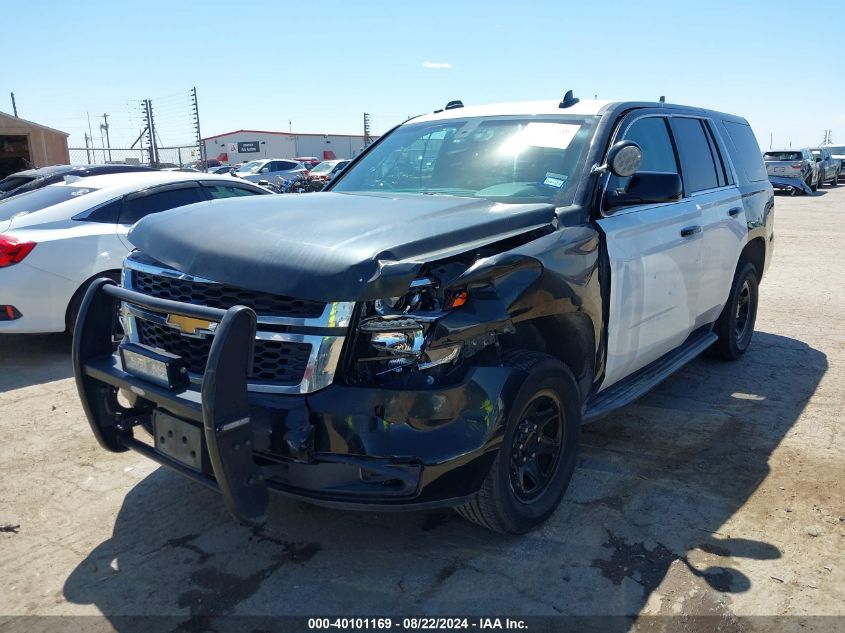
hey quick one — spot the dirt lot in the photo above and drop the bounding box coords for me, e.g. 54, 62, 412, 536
1, 186, 843, 630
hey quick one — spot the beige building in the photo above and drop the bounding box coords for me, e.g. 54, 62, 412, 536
0, 112, 70, 179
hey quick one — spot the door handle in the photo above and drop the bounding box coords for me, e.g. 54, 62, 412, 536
728, 207, 742, 217
680, 226, 702, 238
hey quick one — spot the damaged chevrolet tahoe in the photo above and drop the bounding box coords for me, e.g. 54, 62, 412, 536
73, 94, 774, 533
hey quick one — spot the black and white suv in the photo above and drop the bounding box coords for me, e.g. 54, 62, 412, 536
74, 94, 774, 534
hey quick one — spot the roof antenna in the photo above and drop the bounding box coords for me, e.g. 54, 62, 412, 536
559, 90, 579, 109
659, 95, 666, 107
444, 100, 464, 110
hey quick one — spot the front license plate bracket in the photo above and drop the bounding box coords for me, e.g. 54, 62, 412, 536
154, 411, 203, 472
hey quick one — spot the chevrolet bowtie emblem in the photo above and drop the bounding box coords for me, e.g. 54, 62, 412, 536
165, 313, 217, 336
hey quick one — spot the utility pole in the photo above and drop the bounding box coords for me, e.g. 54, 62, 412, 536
86, 112, 95, 163
84, 133, 92, 163
142, 99, 159, 167
821, 129, 832, 145
770, 132, 773, 150
363, 112, 373, 147
190, 87, 205, 167
10, 92, 17, 117
100, 113, 112, 162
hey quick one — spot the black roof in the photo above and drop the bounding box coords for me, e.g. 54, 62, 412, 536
9, 164, 154, 179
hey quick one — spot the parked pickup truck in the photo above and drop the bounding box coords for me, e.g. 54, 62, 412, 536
810, 147, 841, 187
763, 149, 818, 193
73, 94, 774, 533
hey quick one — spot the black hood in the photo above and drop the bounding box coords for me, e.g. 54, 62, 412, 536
128, 192, 555, 301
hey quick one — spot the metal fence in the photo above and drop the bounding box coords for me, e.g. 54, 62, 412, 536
68, 145, 202, 168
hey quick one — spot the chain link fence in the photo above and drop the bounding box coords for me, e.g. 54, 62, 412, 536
69, 145, 202, 168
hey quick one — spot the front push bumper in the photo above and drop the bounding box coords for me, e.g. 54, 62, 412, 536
73, 279, 523, 523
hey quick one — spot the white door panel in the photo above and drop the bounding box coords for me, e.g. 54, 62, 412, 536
696, 191, 748, 326
598, 202, 701, 390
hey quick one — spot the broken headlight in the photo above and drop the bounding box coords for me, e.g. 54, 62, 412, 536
352, 280, 465, 382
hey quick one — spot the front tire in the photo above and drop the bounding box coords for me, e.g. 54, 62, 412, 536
456, 351, 581, 534
710, 262, 759, 361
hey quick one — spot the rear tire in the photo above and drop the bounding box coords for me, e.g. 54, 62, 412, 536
807, 174, 817, 193
66, 271, 121, 334
456, 350, 581, 534
710, 262, 759, 361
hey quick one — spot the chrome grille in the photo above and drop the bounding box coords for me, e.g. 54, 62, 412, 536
122, 256, 354, 394
136, 319, 312, 384
131, 269, 326, 318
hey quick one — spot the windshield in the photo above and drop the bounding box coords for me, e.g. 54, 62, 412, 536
0, 185, 99, 221
310, 161, 337, 174
825, 146, 845, 154
763, 151, 803, 162
237, 161, 264, 173
332, 115, 599, 205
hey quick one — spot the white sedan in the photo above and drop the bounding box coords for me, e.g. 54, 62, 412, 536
0, 171, 268, 333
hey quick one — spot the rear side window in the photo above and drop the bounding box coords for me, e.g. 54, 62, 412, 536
80, 198, 123, 223
671, 118, 720, 193
120, 187, 206, 225
722, 121, 768, 182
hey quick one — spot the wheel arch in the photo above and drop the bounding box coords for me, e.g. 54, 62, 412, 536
65, 269, 122, 332
739, 236, 766, 281
500, 312, 596, 401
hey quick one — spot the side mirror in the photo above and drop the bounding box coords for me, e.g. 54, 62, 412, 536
607, 141, 643, 177
606, 172, 683, 210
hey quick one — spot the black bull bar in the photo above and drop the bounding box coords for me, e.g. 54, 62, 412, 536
72, 277, 269, 524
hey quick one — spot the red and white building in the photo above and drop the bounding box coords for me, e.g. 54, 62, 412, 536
203, 130, 376, 165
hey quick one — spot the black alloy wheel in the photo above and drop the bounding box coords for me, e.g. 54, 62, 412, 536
509, 393, 564, 502
710, 261, 759, 361
456, 350, 581, 534
734, 278, 752, 344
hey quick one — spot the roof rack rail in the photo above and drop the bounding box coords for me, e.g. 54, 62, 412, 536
559, 90, 579, 109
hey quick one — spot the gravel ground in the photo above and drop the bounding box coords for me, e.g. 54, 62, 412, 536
0, 186, 843, 630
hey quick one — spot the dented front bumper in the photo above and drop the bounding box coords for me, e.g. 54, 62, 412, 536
72, 279, 523, 522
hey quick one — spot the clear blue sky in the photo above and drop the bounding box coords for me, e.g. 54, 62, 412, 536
4, 0, 844, 150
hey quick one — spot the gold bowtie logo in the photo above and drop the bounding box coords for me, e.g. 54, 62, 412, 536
165, 313, 217, 336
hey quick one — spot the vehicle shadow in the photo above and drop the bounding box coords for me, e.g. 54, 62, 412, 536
62, 331, 825, 627
0, 333, 73, 393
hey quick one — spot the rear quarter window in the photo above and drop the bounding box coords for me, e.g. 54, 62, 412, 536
723, 121, 768, 182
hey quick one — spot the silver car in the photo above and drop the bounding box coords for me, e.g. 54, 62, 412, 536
763, 148, 820, 191
809, 147, 841, 187
234, 159, 307, 184
825, 145, 845, 181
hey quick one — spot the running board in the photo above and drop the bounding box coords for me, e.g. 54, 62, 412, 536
583, 329, 717, 423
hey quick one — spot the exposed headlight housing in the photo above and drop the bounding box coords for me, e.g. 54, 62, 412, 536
358, 315, 461, 377
350, 279, 467, 384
